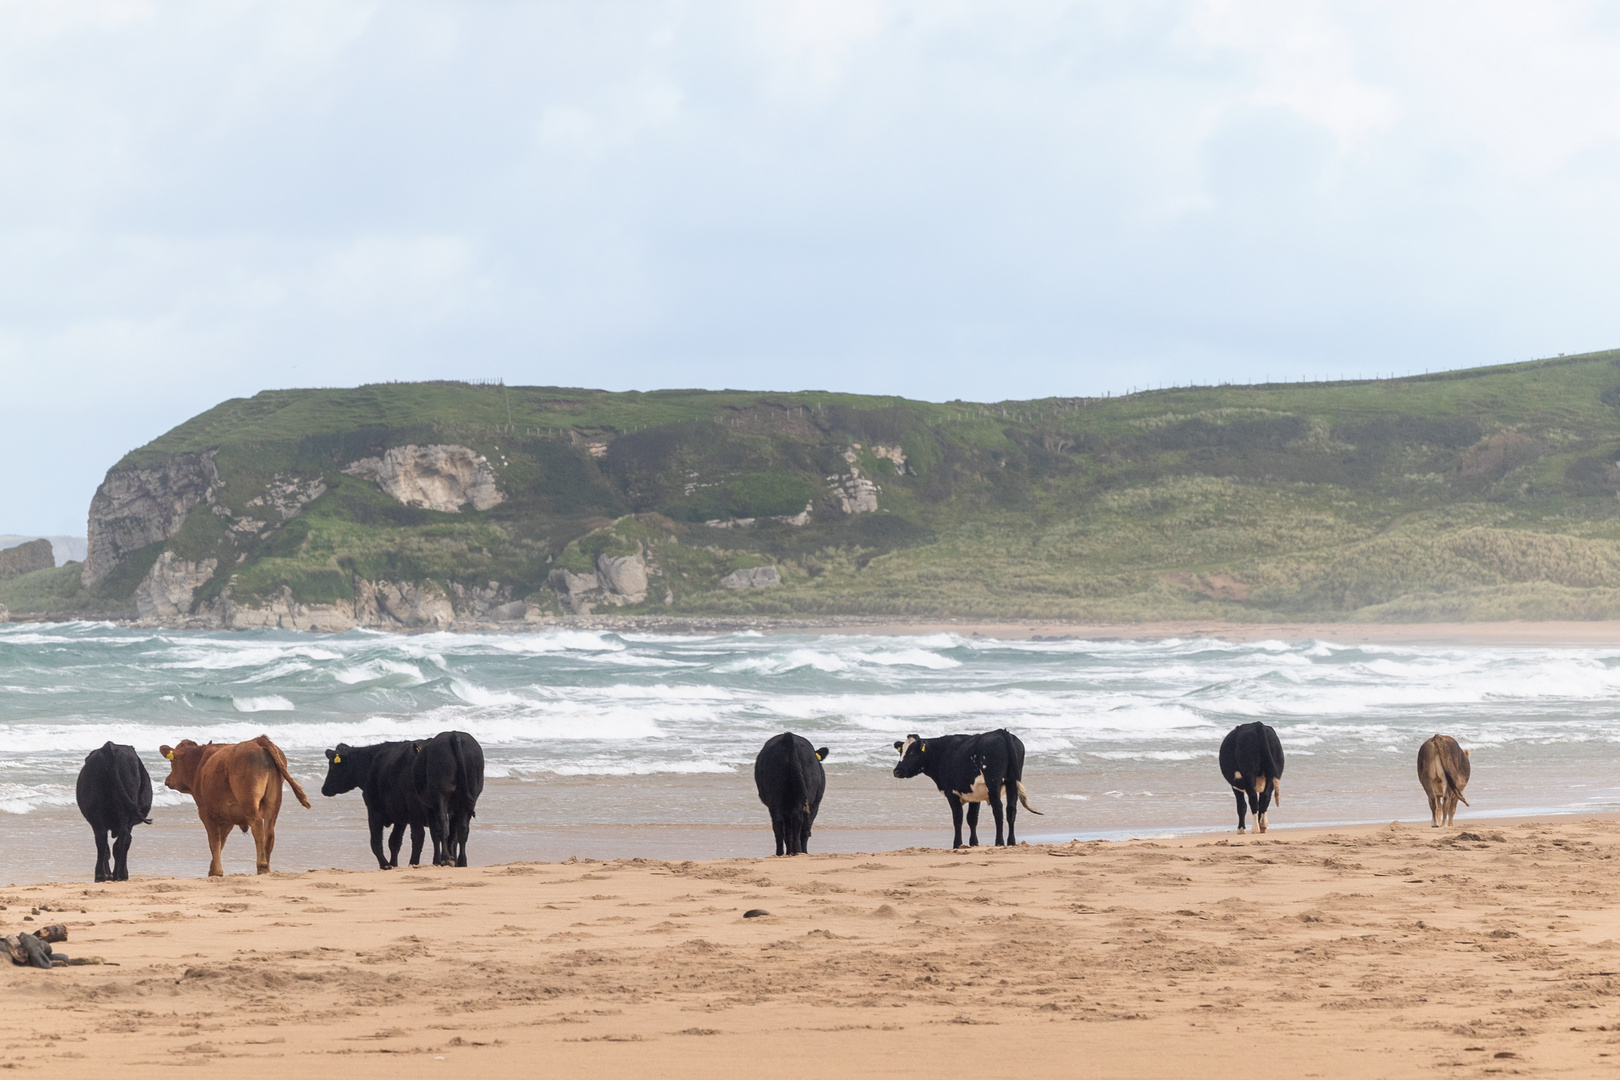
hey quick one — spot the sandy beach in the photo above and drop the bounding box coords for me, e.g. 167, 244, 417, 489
7, 816, 1620, 1077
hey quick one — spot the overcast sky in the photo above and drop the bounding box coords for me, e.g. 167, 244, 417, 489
6, 1, 1620, 535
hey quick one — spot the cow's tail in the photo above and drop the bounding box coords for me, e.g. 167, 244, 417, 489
450, 732, 475, 818
1442, 757, 1470, 806
114, 751, 152, 825
1262, 728, 1283, 807
1014, 781, 1044, 816
259, 735, 311, 808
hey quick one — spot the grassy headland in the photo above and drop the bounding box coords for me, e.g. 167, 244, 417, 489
13, 352, 1620, 623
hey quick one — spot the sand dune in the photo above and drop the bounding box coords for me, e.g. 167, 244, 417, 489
7, 818, 1620, 1077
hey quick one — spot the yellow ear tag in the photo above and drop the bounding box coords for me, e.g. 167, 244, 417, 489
920, 743, 925, 753
333, 755, 341, 764
816, 751, 825, 761
164, 750, 174, 760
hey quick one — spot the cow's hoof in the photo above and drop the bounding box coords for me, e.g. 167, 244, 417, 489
1237, 827, 1246, 834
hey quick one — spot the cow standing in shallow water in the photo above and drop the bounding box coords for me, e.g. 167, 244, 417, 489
76, 741, 153, 882
1219, 721, 1284, 833
159, 735, 310, 876
893, 729, 1041, 848
753, 733, 828, 856
321, 740, 428, 869
412, 731, 484, 867
1417, 733, 1471, 827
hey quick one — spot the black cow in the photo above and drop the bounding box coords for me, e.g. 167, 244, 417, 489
893, 729, 1041, 848
1219, 721, 1284, 833
321, 740, 429, 869
753, 733, 829, 856
412, 731, 485, 867
75, 741, 153, 882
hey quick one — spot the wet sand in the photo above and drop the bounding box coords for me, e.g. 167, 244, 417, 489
8, 816, 1620, 1077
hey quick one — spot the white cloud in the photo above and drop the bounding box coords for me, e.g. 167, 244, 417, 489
3, 1, 1620, 531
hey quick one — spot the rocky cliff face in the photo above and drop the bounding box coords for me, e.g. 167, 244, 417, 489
342, 445, 503, 513
549, 548, 657, 613
720, 566, 781, 589
135, 552, 220, 619
83, 451, 217, 587
0, 539, 54, 580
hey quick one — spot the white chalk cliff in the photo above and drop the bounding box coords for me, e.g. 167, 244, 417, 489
342, 445, 503, 513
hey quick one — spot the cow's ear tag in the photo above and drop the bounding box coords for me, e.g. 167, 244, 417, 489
815, 751, 825, 761
333, 755, 341, 764
164, 750, 174, 760
920, 743, 925, 753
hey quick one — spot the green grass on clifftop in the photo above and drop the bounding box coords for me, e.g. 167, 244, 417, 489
23, 350, 1620, 623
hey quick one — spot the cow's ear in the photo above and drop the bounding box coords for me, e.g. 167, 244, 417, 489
1464, 749, 1471, 757
326, 749, 337, 763
160, 745, 174, 761
893, 741, 903, 752
815, 748, 829, 761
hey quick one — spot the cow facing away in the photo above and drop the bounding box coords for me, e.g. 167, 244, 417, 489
893, 729, 1041, 848
1219, 722, 1284, 833
412, 731, 484, 867
753, 733, 828, 856
159, 735, 311, 876
75, 741, 154, 882
321, 740, 428, 869
1417, 734, 1471, 827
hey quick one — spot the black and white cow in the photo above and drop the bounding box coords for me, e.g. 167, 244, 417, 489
321, 740, 429, 869
75, 741, 154, 882
753, 732, 828, 856
892, 729, 1041, 848
1219, 721, 1284, 833
412, 731, 485, 867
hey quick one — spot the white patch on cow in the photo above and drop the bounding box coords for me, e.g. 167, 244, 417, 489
1254, 775, 1267, 795
955, 773, 997, 803
898, 735, 920, 758
1257, 812, 1268, 833
1232, 770, 1242, 780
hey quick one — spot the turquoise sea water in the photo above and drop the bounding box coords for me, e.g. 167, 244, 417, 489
3, 622, 1619, 881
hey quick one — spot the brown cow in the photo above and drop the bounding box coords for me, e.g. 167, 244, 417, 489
1417, 733, 1471, 827
159, 735, 311, 876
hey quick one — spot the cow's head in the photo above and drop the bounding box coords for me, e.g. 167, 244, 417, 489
321, 744, 359, 798
158, 740, 202, 793
893, 734, 926, 778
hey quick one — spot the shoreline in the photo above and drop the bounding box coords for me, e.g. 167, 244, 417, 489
7, 814, 1620, 1077
10, 612, 1620, 645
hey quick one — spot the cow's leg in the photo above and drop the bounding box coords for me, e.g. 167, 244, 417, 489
206, 821, 227, 877
408, 823, 426, 866
1004, 782, 1019, 845
1443, 791, 1458, 827
93, 827, 112, 883
111, 825, 134, 881
368, 809, 392, 870
386, 823, 406, 867
453, 811, 471, 867
790, 809, 809, 856
966, 801, 982, 847
769, 808, 787, 856
986, 780, 1006, 846
1233, 788, 1248, 832
948, 795, 965, 849
251, 815, 272, 874
1428, 786, 1443, 828
429, 800, 451, 866
1255, 779, 1273, 834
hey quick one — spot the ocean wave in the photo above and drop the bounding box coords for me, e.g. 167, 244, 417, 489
233, 695, 295, 712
